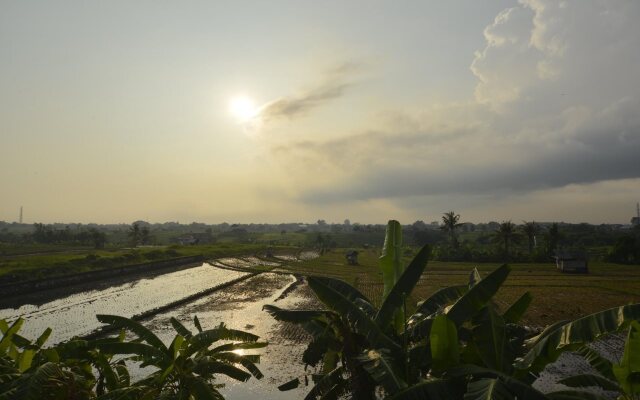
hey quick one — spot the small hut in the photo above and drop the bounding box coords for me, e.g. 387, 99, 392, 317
345, 250, 359, 266
554, 251, 588, 273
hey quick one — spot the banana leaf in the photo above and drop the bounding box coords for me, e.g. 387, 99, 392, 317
613, 320, 640, 395
502, 292, 532, 324
444, 364, 548, 400
210, 342, 267, 353
96, 315, 166, 353
463, 378, 513, 400
304, 366, 346, 400
447, 265, 511, 327
380, 220, 403, 300
574, 346, 615, 381
376, 245, 431, 330
0, 319, 23, 354
386, 378, 462, 400
414, 285, 468, 319
430, 315, 459, 372
278, 377, 300, 391
307, 276, 401, 352
471, 307, 513, 374
557, 374, 619, 391
516, 303, 640, 374
356, 348, 407, 394
469, 268, 482, 288
192, 360, 252, 382
263, 305, 337, 323
170, 318, 192, 338
546, 390, 609, 400
185, 327, 259, 357
186, 376, 224, 400
95, 342, 167, 365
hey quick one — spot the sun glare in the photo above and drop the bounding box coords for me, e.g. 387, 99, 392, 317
229, 95, 258, 123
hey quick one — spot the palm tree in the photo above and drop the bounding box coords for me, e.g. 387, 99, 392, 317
441, 211, 462, 248
546, 222, 560, 256
521, 221, 538, 256
494, 221, 519, 261
128, 222, 141, 246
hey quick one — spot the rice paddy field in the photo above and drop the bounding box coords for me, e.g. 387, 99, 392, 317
0, 243, 291, 283
278, 248, 640, 327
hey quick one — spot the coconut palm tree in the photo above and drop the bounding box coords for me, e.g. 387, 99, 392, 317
441, 211, 462, 248
494, 221, 520, 261
521, 221, 538, 256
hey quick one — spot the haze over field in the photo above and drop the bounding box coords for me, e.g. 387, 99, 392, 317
1, 0, 639, 224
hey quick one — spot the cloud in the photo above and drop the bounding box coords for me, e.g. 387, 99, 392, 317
258, 62, 361, 121
277, 97, 640, 203
269, 1, 640, 208
471, 0, 640, 113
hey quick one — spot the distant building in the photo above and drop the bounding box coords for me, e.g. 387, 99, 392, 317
175, 235, 199, 245
631, 202, 640, 226
345, 250, 359, 265
554, 251, 588, 274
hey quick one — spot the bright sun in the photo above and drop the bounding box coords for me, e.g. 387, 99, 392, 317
229, 95, 258, 122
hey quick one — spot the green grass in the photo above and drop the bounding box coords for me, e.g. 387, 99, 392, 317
279, 248, 640, 327
0, 243, 91, 256
0, 243, 294, 283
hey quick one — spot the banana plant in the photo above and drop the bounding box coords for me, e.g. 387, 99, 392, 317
1, 314, 265, 400
264, 221, 533, 399
265, 218, 640, 400
550, 320, 640, 400
264, 241, 433, 399
93, 314, 266, 399
0, 318, 95, 400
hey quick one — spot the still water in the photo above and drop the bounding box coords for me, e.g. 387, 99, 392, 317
0, 263, 248, 344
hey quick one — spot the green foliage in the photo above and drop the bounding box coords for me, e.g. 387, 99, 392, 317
429, 315, 459, 372
0, 314, 263, 399
265, 220, 640, 399
380, 219, 404, 300
502, 292, 532, 324
516, 303, 640, 375
613, 320, 640, 396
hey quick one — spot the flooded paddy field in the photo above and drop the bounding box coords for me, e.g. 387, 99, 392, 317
0, 255, 319, 399
0, 263, 249, 344
144, 272, 319, 399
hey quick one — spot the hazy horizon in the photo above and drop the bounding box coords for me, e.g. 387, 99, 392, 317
2, 1, 639, 225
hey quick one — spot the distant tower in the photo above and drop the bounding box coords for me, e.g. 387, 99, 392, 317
632, 202, 640, 226
19, 206, 23, 224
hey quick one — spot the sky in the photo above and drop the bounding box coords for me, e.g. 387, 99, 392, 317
1, 0, 639, 225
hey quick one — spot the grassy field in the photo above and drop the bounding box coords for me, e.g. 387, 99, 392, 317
3, 242, 638, 327
0, 243, 290, 283
277, 248, 640, 327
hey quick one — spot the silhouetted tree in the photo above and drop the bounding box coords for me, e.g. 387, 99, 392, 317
545, 223, 561, 256
89, 228, 107, 249
493, 220, 520, 261
441, 211, 462, 248
141, 226, 151, 245
128, 223, 141, 246
522, 221, 538, 255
